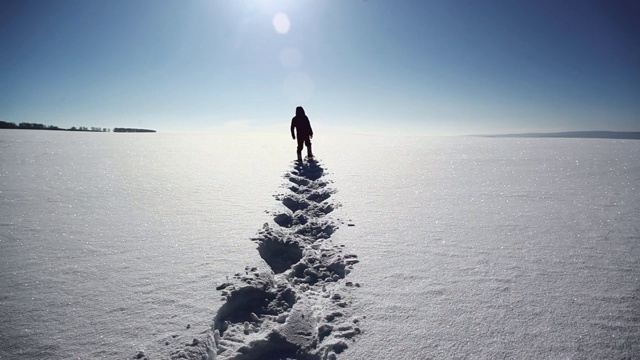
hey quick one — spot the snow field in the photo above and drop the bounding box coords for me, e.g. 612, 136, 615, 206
1, 132, 638, 359
321, 136, 640, 359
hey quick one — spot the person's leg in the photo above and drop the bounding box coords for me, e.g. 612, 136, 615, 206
305, 138, 313, 157
297, 137, 304, 161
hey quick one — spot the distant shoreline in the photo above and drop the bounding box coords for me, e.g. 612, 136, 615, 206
0, 121, 155, 133
475, 131, 640, 140
112, 128, 157, 133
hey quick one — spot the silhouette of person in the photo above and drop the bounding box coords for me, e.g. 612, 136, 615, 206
290, 106, 314, 162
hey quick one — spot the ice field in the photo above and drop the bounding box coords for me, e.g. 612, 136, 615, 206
0, 130, 638, 359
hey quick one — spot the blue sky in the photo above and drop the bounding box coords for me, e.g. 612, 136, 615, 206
1, 0, 638, 135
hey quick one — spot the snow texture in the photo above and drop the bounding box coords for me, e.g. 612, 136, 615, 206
1, 132, 639, 360
165, 159, 360, 360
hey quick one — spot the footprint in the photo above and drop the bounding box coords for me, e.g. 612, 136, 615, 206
256, 235, 303, 274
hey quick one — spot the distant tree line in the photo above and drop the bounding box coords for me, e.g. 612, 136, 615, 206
113, 128, 156, 133
0, 121, 156, 133
0, 121, 65, 130
0, 121, 109, 132
69, 126, 110, 132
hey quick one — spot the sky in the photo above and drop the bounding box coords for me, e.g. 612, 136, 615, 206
1, 0, 639, 135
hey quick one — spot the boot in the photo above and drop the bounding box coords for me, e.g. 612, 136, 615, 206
307, 144, 314, 158
297, 150, 303, 162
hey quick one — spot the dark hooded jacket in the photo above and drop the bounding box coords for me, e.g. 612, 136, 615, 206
290, 106, 313, 139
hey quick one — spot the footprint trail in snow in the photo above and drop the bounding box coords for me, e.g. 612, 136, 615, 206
169, 159, 361, 360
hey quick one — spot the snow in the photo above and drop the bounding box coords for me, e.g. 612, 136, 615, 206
323, 136, 640, 359
0, 131, 638, 359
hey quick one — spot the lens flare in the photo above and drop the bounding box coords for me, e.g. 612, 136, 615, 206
272, 13, 290, 34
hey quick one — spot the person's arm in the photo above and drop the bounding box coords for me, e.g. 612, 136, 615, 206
290, 118, 296, 139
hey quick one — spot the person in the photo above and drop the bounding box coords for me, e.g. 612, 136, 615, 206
290, 106, 314, 162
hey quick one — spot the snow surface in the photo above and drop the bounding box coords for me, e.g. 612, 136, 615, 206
0, 131, 638, 359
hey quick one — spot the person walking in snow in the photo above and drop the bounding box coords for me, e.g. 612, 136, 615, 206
290, 106, 314, 162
